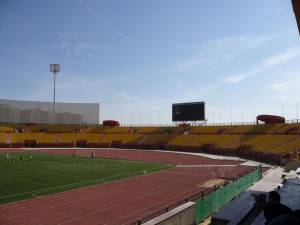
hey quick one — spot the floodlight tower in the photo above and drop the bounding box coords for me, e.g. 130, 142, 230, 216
50, 64, 60, 124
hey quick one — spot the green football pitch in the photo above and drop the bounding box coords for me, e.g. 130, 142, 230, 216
0, 152, 171, 204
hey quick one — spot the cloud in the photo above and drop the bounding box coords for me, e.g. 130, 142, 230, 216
62, 42, 92, 57
224, 67, 264, 83
164, 35, 276, 99
60, 31, 94, 58
73, 42, 90, 56
267, 71, 300, 102
225, 47, 300, 83
267, 83, 287, 92
206, 35, 272, 52
173, 58, 208, 73
57, 77, 90, 90
74, 77, 89, 85
108, 88, 138, 102
78, 0, 136, 46
167, 73, 196, 99
115, 91, 137, 102
193, 80, 226, 98
264, 48, 300, 66
171, 35, 273, 73
60, 32, 93, 40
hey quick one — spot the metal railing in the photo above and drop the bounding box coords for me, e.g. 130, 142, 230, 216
1, 119, 300, 128
119, 119, 300, 127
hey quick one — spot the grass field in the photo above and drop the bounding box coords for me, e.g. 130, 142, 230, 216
0, 151, 172, 204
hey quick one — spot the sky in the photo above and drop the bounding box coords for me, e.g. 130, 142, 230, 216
0, 0, 300, 124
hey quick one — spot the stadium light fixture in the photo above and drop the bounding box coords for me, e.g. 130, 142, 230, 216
49, 64, 60, 124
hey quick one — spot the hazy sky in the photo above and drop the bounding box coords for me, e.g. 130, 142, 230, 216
0, 0, 299, 124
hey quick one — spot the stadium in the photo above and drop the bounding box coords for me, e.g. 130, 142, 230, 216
1, 1, 300, 225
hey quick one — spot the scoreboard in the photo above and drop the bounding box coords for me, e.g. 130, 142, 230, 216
172, 102, 205, 122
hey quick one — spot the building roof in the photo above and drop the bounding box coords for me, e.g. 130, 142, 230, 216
292, 0, 300, 34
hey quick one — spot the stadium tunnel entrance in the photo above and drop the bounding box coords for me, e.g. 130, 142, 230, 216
23, 140, 37, 148
75, 140, 88, 148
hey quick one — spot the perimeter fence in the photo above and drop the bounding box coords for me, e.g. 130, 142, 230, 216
194, 166, 262, 223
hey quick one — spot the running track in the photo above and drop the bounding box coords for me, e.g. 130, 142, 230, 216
0, 149, 253, 225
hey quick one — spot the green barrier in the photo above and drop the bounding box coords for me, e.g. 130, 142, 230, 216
195, 167, 262, 223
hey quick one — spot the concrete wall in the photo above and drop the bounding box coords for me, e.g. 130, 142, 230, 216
142, 202, 196, 225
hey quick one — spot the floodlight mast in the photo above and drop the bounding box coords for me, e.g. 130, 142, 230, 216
49, 64, 60, 124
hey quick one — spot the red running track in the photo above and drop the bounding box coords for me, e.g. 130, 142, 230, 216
0, 149, 251, 225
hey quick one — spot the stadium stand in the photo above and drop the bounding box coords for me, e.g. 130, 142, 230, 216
2, 123, 300, 164
0, 126, 14, 132
89, 126, 131, 133
190, 126, 224, 134
0, 132, 8, 147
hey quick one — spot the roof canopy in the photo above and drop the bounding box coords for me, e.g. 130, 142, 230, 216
292, 0, 300, 34
256, 115, 285, 124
